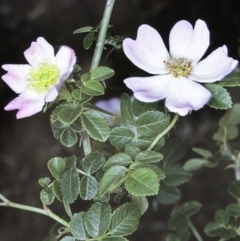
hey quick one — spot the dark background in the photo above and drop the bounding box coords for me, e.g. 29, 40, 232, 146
0, 0, 240, 240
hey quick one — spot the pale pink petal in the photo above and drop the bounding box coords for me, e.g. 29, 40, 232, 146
123, 24, 169, 74
189, 46, 238, 83
24, 37, 55, 66
2, 64, 30, 93
124, 75, 173, 102
45, 87, 58, 102
169, 19, 209, 63
165, 77, 211, 116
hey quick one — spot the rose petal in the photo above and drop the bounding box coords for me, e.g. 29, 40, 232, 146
2, 64, 30, 93
123, 24, 169, 74
45, 87, 58, 102
124, 75, 173, 102
24, 37, 55, 66
165, 77, 211, 116
170, 19, 209, 63
189, 45, 238, 83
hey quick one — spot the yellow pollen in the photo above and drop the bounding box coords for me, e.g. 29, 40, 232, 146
27, 61, 60, 92
164, 57, 193, 78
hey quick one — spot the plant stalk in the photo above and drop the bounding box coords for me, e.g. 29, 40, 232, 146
189, 220, 203, 241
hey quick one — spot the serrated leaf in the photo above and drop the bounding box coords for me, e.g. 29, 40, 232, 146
219, 103, 240, 127
81, 110, 110, 142
135, 150, 163, 163
125, 168, 159, 196
39, 177, 51, 187
82, 80, 104, 96
163, 164, 192, 186
82, 152, 106, 174
73, 26, 93, 34
175, 201, 202, 216
65, 156, 77, 169
120, 93, 134, 127
135, 136, 165, 151
69, 213, 86, 240
131, 195, 149, 215
60, 169, 80, 203
219, 72, 240, 87
80, 176, 98, 200
84, 202, 111, 238
183, 158, 208, 172
71, 89, 81, 100
192, 147, 212, 158
52, 180, 62, 201
81, 73, 91, 84
124, 146, 141, 159
60, 127, 78, 147
40, 187, 55, 205
132, 98, 158, 117
157, 184, 181, 205
99, 166, 128, 196
204, 221, 225, 237
109, 203, 140, 236
60, 236, 76, 241
91, 66, 115, 81
109, 127, 134, 149
215, 209, 229, 225
226, 203, 240, 216
84, 102, 115, 117
63, 199, 72, 218
104, 153, 132, 169
51, 124, 65, 139
47, 157, 66, 179
205, 84, 232, 109
70, 119, 82, 132
83, 32, 94, 49
58, 105, 83, 125
136, 111, 169, 137
228, 180, 240, 199
168, 213, 189, 234
102, 237, 128, 241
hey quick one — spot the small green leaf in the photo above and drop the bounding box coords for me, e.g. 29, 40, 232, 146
204, 221, 225, 237
131, 195, 149, 215
226, 203, 240, 216
205, 84, 232, 109
47, 157, 66, 179
84, 103, 115, 117
72, 89, 81, 100
136, 111, 169, 137
166, 233, 180, 241
99, 166, 128, 196
82, 152, 106, 174
192, 147, 212, 158
70, 119, 82, 132
60, 236, 76, 241
80, 176, 98, 200
219, 103, 240, 127
104, 153, 132, 169
40, 187, 55, 205
183, 158, 208, 172
215, 209, 229, 225
157, 185, 181, 205
58, 105, 83, 125
132, 98, 158, 117
82, 80, 104, 96
219, 72, 240, 87
135, 150, 163, 163
124, 146, 141, 159
228, 180, 240, 199
120, 93, 134, 127
60, 127, 78, 147
81, 73, 91, 84
60, 169, 80, 203
109, 127, 134, 149
39, 177, 51, 187
125, 168, 159, 196
69, 212, 86, 240
91, 66, 115, 81
219, 228, 237, 240
83, 32, 94, 49
81, 110, 110, 142
52, 180, 63, 201
168, 213, 189, 234
109, 203, 141, 236
175, 201, 202, 216
101, 237, 128, 241
73, 26, 93, 34
84, 202, 111, 238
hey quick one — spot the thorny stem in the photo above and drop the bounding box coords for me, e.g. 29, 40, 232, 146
0, 193, 70, 228
147, 113, 179, 151
189, 220, 203, 241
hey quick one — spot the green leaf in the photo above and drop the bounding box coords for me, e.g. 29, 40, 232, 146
58, 105, 83, 125
228, 180, 240, 199
205, 84, 232, 109
84, 202, 111, 238
84, 103, 115, 117
60, 127, 78, 147
135, 136, 165, 151
80, 176, 98, 200
60, 169, 80, 203
40, 187, 55, 205
215, 209, 229, 225
124, 146, 141, 159
73, 26, 93, 34
168, 213, 189, 234
101, 237, 128, 241
132, 98, 158, 117
219, 103, 240, 127
81, 110, 110, 142
71, 89, 81, 100
120, 93, 134, 127
47, 157, 66, 179
157, 185, 181, 205
91, 66, 115, 81
82, 152, 106, 174
125, 168, 159, 196
219, 228, 237, 240
166, 233, 180, 241
69, 212, 87, 240
39, 177, 51, 187
82, 80, 104, 96
51, 123, 65, 139
65, 156, 77, 169
83, 31, 94, 49
52, 180, 62, 201
183, 158, 208, 172
192, 147, 212, 158
104, 153, 132, 169
81, 73, 91, 84
109, 203, 141, 236
70, 119, 82, 132
109, 127, 134, 149
163, 164, 192, 186
204, 221, 225, 237
60, 236, 76, 241
136, 111, 169, 137
226, 203, 240, 216
135, 150, 163, 163
131, 195, 149, 215
175, 201, 202, 216
99, 166, 128, 196
219, 72, 240, 87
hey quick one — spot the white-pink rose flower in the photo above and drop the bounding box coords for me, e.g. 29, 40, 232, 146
2, 37, 76, 119
123, 19, 238, 116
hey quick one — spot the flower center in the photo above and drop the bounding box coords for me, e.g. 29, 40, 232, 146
27, 61, 60, 93
164, 57, 193, 78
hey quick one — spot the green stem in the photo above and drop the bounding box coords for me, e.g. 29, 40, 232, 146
0, 193, 69, 228
189, 220, 203, 241
147, 113, 179, 151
